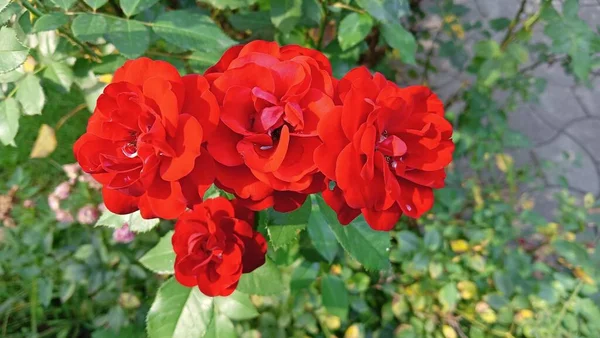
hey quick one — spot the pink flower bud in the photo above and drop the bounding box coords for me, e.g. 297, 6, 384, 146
113, 223, 135, 243
53, 182, 71, 200
23, 199, 35, 208
97, 203, 106, 212
48, 194, 61, 211
79, 173, 102, 190
62, 163, 80, 184
55, 210, 74, 223
77, 204, 99, 225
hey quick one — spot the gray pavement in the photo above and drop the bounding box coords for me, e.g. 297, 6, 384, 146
426, 0, 600, 218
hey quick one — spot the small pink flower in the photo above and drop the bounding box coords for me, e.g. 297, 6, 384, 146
63, 163, 80, 184
77, 204, 99, 225
98, 203, 106, 212
53, 182, 71, 200
79, 173, 102, 190
23, 199, 35, 208
48, 194, 61, 211
55, 210, 74, 223
113, 223, 135, 243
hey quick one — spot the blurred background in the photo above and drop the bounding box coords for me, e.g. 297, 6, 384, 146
1, 0, 599, 337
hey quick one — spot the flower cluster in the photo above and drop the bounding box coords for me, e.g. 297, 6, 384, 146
74, 40, 453, 296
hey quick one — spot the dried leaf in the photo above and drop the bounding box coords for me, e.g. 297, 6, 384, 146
30, 124, 57, 158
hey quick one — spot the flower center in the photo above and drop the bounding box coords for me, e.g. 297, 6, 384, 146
377, 130, 407, 171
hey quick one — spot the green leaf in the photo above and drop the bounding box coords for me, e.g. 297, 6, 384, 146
0, 27, 29, 74
0, 0, 10, 12
438, 283, 459, 312
106, 18, 150, 58
187, 49, 223, 73
33, 13, 69, 32
397, 231, 421, 255
147, 278, 214, 338
270, 0, 302, 34
44, 61, 74, 92
83, 0, 108, 10
236, 258, 285, 295
489, 18, 510, 31
0, 97, 20, 146
321, 275, 349, 320
120, 0, 160, 17
493, 271, 514, 296
127, 210, 160, 232
290, 261, 318, 292
356, 0, 410, 22
199, 0, 254, 10
152, 10, 236, 53
214, 290, 259, 320
423, 229, 441, 251
307, 201, 338, 262
139, 231, 175, 275
314, 195, 391, 271
204, 311, 236, 338
266, 199, 310, 249
72, 14, 107, 42
16, 74, 44, 116
338, 13, 373, 51
49, 0, 77, 10
95, 210, 160, 233
380, 20, 416, 65
229, 10, 274, 34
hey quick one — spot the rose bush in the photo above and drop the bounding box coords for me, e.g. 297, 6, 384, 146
172, 197, 267, 296
315, 67, 454, 230
73, 58, 219, 219
204, 40, 333, 213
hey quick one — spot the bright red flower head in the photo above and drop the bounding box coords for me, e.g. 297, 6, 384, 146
315, 67, 454, 231
172, 197, 267, 297
204, 40, 333, 213
73, 58, 219, 219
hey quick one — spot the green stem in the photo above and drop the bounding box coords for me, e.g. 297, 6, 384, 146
500, 0, 527, 50
551, 281, 583, 334
316, 1, 329, 51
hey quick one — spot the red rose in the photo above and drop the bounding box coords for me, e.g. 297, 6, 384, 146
315, 67, 454, 231
172, 197, 267, 297
73, 58, 219, 219
204, 40, 333, 212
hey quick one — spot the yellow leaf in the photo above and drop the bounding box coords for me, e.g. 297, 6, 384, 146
495, 153, 514, 173
472, 185, 484, 209
325, 315, 341, 330
574, 267, 595, 285
450, 240, 469, 253
344, 324, 362, 338
479, 309, 497, 324
30, 124, 57, 158
442, 325, 457, 338
450, 24, 465, 39
330, 264, 342, 275
584, 193, 595, 209
514, 309, 534, 323
564, 232, 576, 242
98, 74, 113, 84
443, 15, 457, 24
457, 280, 477, 300
118, 292, 140, 309
521, 198, 535, 210
23, 56, 36, 73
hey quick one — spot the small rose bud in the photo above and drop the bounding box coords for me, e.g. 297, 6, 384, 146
62, 163, 80, 184
113, 223, 135, 243
53, 182, 71, 200
55, 210, 74, 223
23, 199, 35, 208
48, 194, 61, 211
76, 204, 99, 225
97, 203, 106, 212
78, 173, 102, 190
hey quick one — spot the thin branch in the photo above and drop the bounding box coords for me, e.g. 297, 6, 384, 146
316, 1, 329, 51
55, 103, 87, 130
421, 30, 441, 85
500, 0, 527, 50
330, 2, 366, 14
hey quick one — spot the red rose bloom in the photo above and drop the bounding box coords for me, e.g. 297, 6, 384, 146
172, 197, 267, 297
204, 40, 333, 212
315, 67, 454, 231
73, 58, 219, 219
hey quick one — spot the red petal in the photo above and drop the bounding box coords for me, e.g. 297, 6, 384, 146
160, 114, 202, 181
322, 185, 361, 225
361, 204, 402, 231
206, 122, 244, 166
181, 74, 220, 139
102, 187, 139, 214
237, 125, 290, 173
